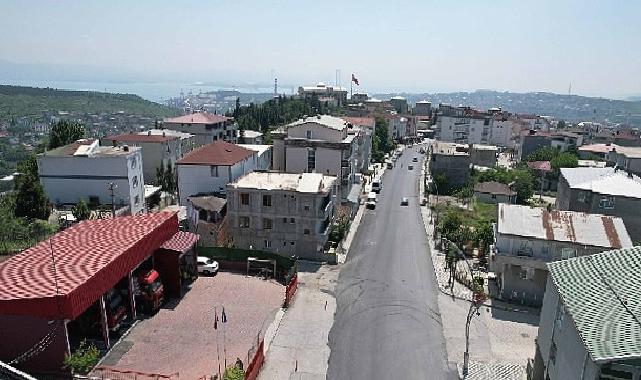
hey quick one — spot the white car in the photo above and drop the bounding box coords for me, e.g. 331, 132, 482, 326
197, 256, 219, 275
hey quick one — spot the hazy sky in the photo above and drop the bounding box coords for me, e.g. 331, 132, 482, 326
1, 0, 640, 98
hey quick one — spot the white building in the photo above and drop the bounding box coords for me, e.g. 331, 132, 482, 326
37, 139, 145, 214
226, 172, 337, 261
239, 144, 272, 171
272, 115, 368, 202
533, 247, 641, 380
298, 82, 348, 107
101, 130, 195, 184
176, 141, 257, 204
163, 112, 237, 147
240, 130, 263, 144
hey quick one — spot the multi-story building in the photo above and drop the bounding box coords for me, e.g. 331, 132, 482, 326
386, 115, 417, 141
470, 144, 498, 168
298, 82, 348, 107
226, 172, 337, 261
532, 247, 641, 380
239, 144, 272, 171
101, 130, 195, 184
389, 96, 409, 114
429, 141, 471, 190
491, 204, 632, 306
37, 139, 146, 214
556, 167, 641, 241
272, 115, 369, 201
163, 112, 237, 146
140, 129, 196, 160
606, 144, 641, 175
176, 141, 257, 204
413, 100, 432, 116
436, 105, 492, 145
240, 130, 263, 144
517, 130, 583, 161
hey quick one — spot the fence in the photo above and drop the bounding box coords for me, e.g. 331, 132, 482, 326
284, 274, 298, 308
82, 367, 179, 380
243, 340, 264, 380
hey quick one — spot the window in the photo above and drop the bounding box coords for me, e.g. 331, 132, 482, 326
519, 267, 535, 280
304, 205, 310, 211
491, 194, 496, 199
599, 196, 615, 209
283, 217, 288, 223
134, 195, 140, 205
239, 216, 250, 228
240, 193, 250, 205
307, 148, 316, 172
290, 241, 295, 246
211, 166, 219, 177
263, 218, 273, 230
264, 240, 272, 249
304, 229, 310, 235
132, 176, 138, 188
283, 241, 287, 246
262, 195, 272, 207
306, 130, 313, 139
290, 218, 295, 224
560, 248, 577, 260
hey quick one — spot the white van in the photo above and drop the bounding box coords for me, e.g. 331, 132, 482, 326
372, 178, 382, 193
366, 192, 377, 209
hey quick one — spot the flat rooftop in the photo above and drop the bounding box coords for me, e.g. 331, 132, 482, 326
139, 129, 194, 140
43, 139, 140, 158
230, 172, 336, 193
432, 141, 469, 156
288, 115, 349, 131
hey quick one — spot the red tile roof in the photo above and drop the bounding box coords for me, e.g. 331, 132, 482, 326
160, 231, 199, 253
527, 161, 552, 171
177, 141, 254, 166
103, 134, 177, 143
164, 113, 230, 125
0, 212, 178, 319
342, 117, 375, 128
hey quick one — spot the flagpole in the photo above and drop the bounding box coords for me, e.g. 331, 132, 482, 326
222, 306, 228, 369
215, 306, 221, 380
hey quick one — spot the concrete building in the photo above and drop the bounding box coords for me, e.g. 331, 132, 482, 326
101, 131, 195, 184
386, 115, 417, 141
491, 204, 632, 306
436, 105, 492, 145
556, 167, 641, 241
298, 82, 348, 107
141, 129, 196, 159
186, 195, 226, 247
470, 144, 498, 168
578, 143, 613, 160
272, 115, 369, 202
176, 141, 257, 204
38, 139, 146, 215
163, 112, 237, 146
607, 144, 641, 175
226, 172, 337, 261
518, 130, 583, 161
240, 130, 263, 144
390, 96, 408, 114
473, 181, 516, 204
413, 100, 432, 116
533, 247, 641, 380
429, 141, 471, 190
239, 144, 272, 171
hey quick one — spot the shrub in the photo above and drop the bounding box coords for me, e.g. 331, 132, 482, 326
64, 340, 99, 374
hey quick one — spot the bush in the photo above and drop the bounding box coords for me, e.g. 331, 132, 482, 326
222, 365, 244, 380
64, 340, 99, 375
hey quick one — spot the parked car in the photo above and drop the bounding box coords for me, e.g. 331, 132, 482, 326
408, 165, 414, 170
412, 157, 418, 162
371, 178, 382, 193
197, 256, 219, 275
366, 192, 377, 210
400, 197, 409, 206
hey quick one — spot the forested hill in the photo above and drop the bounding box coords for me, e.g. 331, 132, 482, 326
0, 85, 176, 121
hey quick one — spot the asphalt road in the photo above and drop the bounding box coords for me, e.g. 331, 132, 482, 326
327, 145, 454, 380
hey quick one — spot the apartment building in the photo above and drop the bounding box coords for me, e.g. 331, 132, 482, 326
429, 141, 471, 190
163, 112, 237, 146
298, 82, 348, 107
226, 172, 337, 261
37, 139, 145, 214
176, 141, 257, 204
491, 204, 632, 306
272, 115, 369, 201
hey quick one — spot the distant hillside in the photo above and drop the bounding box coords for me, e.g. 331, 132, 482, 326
374, 90, 641, 126
0, 85, 177, 121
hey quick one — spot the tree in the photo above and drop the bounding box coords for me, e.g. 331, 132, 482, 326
48, 120, 85, 149
72, 199, 91, 221
64, 340, 99, 375
14, 167, 49, 220
557, 120, 566, 129
550, 152, 578, 172
526, 146, 558, 162
512, 169, 535, 204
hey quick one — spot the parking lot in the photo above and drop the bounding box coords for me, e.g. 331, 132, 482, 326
99, 273, 284, 379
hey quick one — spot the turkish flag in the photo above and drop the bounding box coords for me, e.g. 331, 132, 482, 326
352, 74, 359, 86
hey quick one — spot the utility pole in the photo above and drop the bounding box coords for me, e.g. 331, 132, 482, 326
108, 182, 117, 218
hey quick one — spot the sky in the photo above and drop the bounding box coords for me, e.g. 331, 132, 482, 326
1, 0, 640, 99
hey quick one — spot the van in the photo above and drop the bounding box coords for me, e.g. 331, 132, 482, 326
372, 178, 382, 193
366, 192, 377, 209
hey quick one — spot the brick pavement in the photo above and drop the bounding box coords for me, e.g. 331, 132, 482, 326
99, 273, 283, 380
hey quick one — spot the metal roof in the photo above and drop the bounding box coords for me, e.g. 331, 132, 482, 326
497, 204, 632, 249
0, 212, 178, 319
548, 247, 641, 363
560, 167, 641, 198
159, 231, 199, 253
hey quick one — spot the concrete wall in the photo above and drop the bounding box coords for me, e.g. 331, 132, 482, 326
474, 191, 514, 204
226, 186, 335, 261
272, 138, 285, 171
287, 122, 345, 142
430, 153, 470, 188
164, 122, 237, 147
470, 148, 497, 167
177, 154, 256, 204
38, 150, 145, 214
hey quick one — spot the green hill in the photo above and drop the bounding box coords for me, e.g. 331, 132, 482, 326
0, 85, 177, 120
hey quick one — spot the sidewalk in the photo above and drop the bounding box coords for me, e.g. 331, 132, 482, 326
258, 262, 338, 380
420, 158, 536, 380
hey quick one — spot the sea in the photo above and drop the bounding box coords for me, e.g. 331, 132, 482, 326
0, 79, 295, 103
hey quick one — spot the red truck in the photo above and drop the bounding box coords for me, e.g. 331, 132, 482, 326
137, 269, 164, 314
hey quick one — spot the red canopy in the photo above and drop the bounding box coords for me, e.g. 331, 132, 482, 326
0, 212, 178, 320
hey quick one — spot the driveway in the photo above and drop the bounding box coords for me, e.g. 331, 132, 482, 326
99, 273, 284, 379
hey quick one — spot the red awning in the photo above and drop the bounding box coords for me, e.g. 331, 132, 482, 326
0, 212, 179, 320
160, 231, 199, 253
